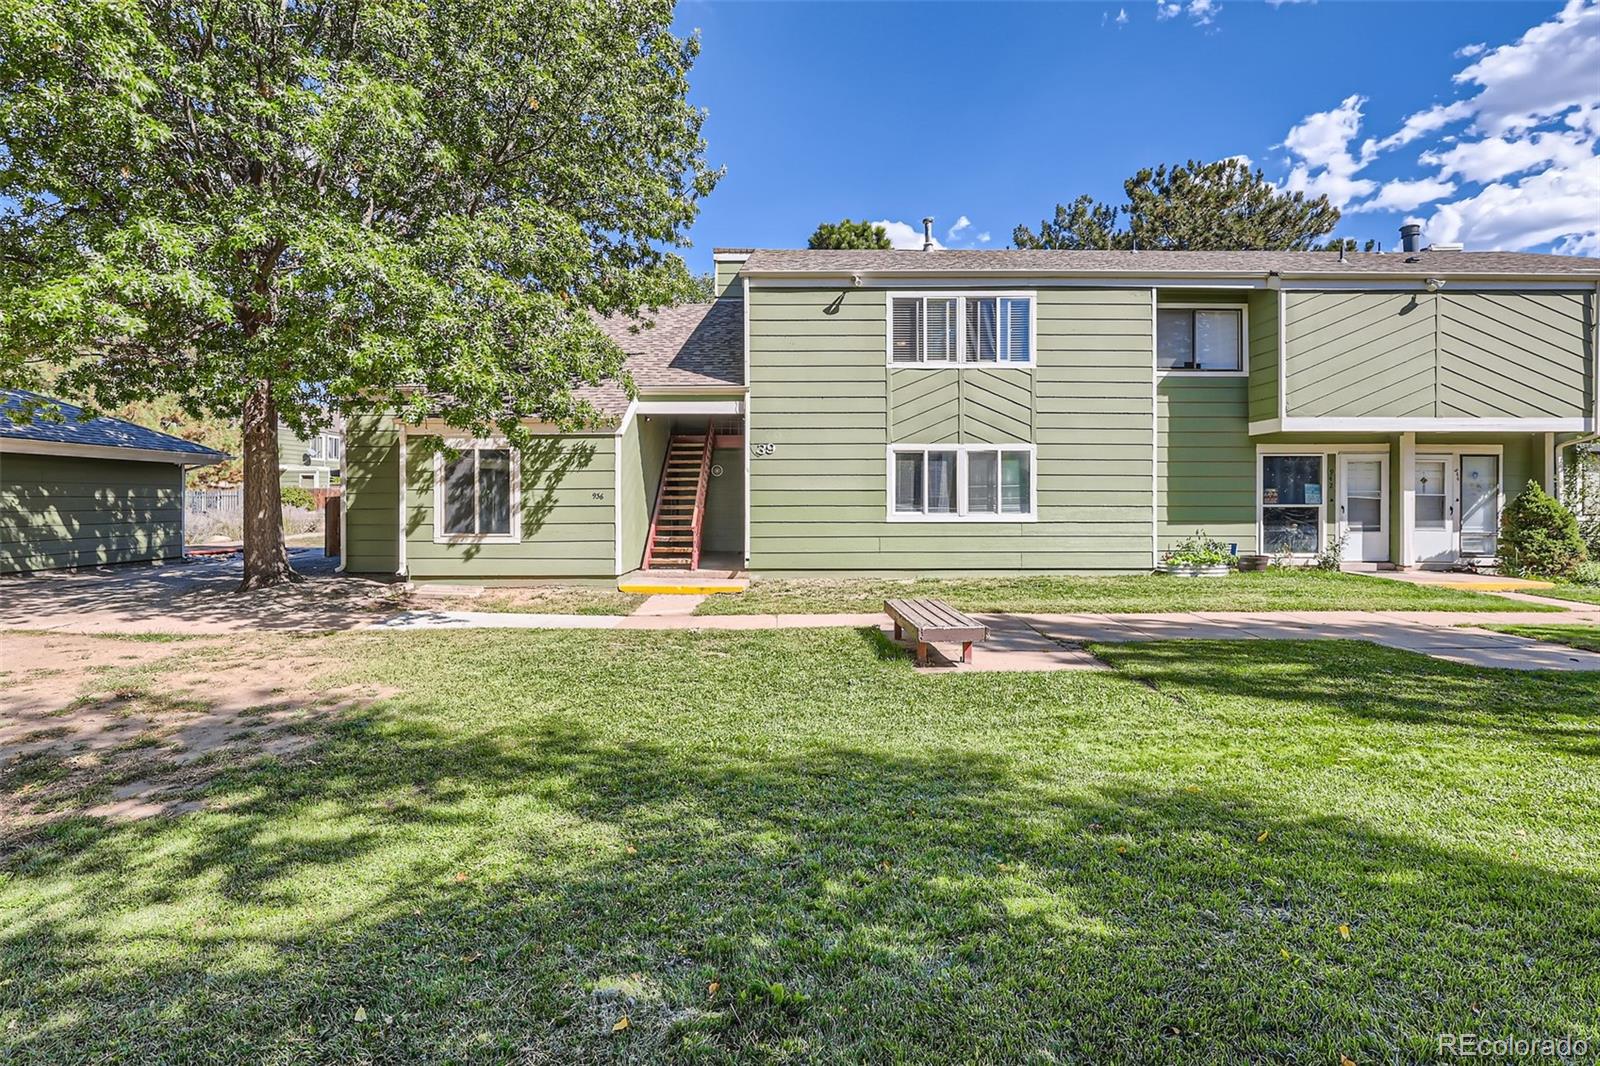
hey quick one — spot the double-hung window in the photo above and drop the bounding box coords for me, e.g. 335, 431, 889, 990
1157, 306, 1244, 372
890, 445, 1034, 520
436, 445, 519, 542
891, 294, 1032, 365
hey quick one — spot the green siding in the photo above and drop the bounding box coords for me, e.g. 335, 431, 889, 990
1284, 290, 1594, 420
713, 260, 745, 299
0, 453, 182, 573
341, 413, 401, 574
748, 286, 1154, 571
1247, 290, 1280, 424
1157, 376, 1257, 553
703, 445, 744, 554
405, 436, 617, 579
278, 424, 340, 487
619, 413, 671, 572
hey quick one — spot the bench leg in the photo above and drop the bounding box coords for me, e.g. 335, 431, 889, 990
916, 641, 928, 667
893, 622, 902, 641
962, 641, 973, 665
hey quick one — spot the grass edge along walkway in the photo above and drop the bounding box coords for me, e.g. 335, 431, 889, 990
692, 570, 1561, 617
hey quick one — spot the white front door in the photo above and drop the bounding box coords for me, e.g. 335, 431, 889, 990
1412, 454, 1456, 565
1338, 453, 1389, 562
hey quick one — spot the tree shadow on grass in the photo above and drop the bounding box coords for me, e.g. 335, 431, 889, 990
3, 683, 1598, 1063
1094, 638, 1600, 758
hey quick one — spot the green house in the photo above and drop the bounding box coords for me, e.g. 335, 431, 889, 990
1, 390, 227, 574
341, 235, 1600, 581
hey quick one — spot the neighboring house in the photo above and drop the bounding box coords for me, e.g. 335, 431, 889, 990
340, 232, 1599, 580
0, 390, 226, 574
279, 415, 345, 489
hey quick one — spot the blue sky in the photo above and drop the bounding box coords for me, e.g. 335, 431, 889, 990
671, 0, 1600, 272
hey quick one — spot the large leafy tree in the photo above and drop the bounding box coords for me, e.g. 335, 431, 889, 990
808, 219, 892, 250
0, 0, 719, 587
1014, 158, 1339, 251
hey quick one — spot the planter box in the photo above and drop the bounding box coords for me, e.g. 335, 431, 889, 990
1161, 563, 1232, 578
1237, 554, 1271, 572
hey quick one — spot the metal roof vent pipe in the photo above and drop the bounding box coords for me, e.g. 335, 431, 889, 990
922, 217, 935, 251
1399, 223, 1424, 253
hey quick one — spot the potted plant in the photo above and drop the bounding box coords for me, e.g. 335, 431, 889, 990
1160, 532, 1235, 577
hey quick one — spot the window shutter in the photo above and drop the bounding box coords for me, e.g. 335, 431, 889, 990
892, 298, 922, 362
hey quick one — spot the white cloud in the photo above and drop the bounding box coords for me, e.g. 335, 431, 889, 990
1279, 94, 1378, 207
873, 219, 942, 250
1422, 154, 1600, 251
1115, 7, 1129, 24
946, 215, 972, 241
1348, 176, 1458, 213
1284, 0, 1600, 253
1366, 100, 1473, 153
1421, 129, 1594, 184
1451, 0, 1600, 135
976, 231, 992, 244
1265, 0, 1315, 6
1155, 0, 1216, 24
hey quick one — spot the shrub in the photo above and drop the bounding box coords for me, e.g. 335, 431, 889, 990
280, 486, 316, 510
1569, 561, 1600, 587
1498, 480, 1587, 578
1313, 533, 1347, 572
1162, 531, 1234, 568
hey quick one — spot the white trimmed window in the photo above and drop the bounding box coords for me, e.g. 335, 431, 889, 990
306, 432, 342, 461
1157, 306, 1244, 372
890, 294, 1032, 365
889, 444, 1035, 521
435, 445, 519, 542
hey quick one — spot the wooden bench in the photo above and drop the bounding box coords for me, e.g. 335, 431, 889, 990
884, 598, 990, 667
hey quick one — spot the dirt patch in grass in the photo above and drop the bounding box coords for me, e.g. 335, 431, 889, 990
404, 584, 645, 615
0, 632, 389, 828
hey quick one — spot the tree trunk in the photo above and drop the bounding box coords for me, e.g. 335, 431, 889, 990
238, 379, 301, 590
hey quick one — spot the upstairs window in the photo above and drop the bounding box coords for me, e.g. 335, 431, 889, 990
891, 294, 1032, 365
437, 446, 518, 542
1157, 307, 1243, 372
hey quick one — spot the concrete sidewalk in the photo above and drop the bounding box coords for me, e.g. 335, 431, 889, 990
371, 603, 1600, 671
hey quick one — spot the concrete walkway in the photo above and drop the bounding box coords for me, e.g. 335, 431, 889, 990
371, 605, 1600, 672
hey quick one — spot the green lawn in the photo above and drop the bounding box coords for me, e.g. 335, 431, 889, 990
1520, 583, 1600, 607
695, 569, 1553, 615
4, 630, 1598, 1062
1484, 623, 1600, 653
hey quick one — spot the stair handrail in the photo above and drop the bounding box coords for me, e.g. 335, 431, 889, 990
690, 425, 715, 570
641, 438, 676, 571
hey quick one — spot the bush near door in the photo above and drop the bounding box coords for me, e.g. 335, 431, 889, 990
1498, 481, 1588, 579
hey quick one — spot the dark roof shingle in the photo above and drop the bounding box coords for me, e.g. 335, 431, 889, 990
576, 299, 745, 418
0, 390, 228, 463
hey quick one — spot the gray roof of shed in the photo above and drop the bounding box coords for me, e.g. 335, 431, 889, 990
740, 248, 1600, 277
0, 390, 228, 463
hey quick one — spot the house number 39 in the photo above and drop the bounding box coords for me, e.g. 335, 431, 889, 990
751, 442, 776, 456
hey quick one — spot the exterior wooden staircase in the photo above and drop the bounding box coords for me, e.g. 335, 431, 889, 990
643, 429, 715, 570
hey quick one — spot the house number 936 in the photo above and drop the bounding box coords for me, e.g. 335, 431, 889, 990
751, 442, 776, 456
